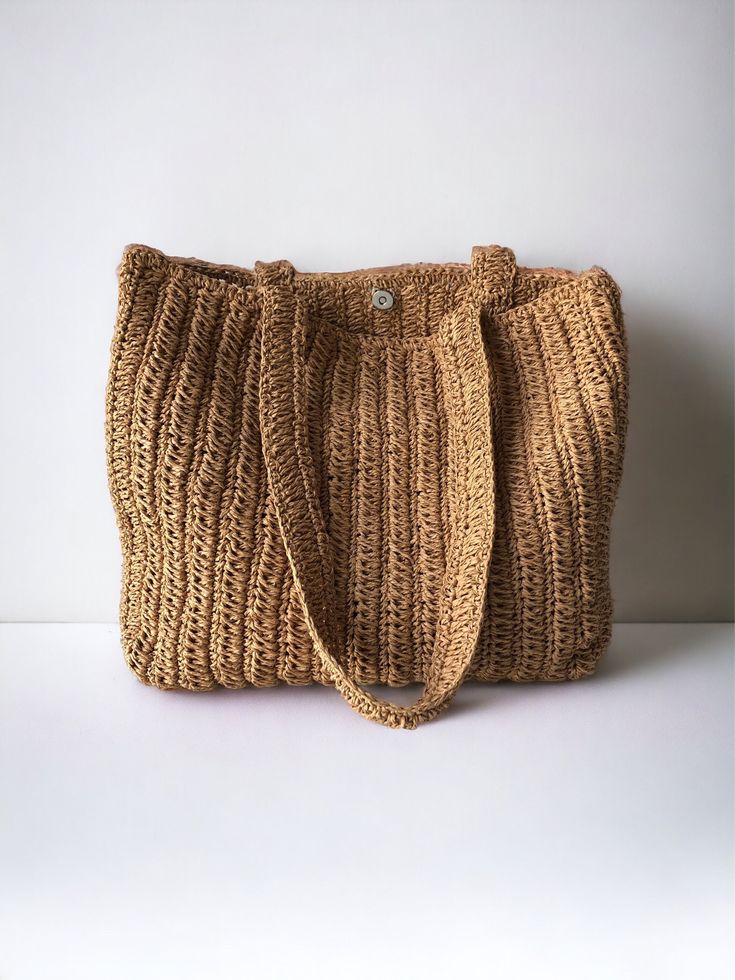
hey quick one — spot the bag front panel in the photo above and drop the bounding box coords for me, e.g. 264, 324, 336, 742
106, 247, 628, 690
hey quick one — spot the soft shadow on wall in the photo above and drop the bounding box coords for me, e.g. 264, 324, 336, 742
610, 299, 734, 623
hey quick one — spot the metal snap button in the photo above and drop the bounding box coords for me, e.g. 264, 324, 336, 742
371, 288, 394, 310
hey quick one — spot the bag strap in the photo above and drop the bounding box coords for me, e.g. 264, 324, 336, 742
255, 245, 516, 728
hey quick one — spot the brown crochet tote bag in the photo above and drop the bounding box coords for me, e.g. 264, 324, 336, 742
105, 242, 628, 729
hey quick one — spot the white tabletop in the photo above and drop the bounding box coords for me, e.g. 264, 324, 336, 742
1, 623, 732, 980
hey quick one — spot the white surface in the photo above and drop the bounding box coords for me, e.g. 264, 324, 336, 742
0, 0, 733, 622
0, 622, 732, 980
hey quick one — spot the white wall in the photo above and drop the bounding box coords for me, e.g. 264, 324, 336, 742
0, 0, 732, 622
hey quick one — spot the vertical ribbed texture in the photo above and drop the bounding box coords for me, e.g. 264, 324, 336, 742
350, 339, 384, 684
210, 325, 260, 687
106, 244, 629, 727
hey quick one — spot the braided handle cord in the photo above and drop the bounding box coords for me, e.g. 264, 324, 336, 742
256, 246, 516, 728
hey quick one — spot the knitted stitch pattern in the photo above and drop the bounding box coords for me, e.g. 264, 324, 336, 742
105, 243, 629, 728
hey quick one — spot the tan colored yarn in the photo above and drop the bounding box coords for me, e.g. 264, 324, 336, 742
105, 242, 629, 729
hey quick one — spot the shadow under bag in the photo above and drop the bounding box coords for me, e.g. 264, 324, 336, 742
105, 243, 629, 728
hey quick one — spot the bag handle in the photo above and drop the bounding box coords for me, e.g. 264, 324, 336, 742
255, 246, 516, 728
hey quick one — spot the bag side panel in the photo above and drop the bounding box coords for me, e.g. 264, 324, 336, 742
473, 270, 629, 680
106, 252, 302, 690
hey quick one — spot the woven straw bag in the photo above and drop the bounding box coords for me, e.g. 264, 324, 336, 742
105, 242, 629, 729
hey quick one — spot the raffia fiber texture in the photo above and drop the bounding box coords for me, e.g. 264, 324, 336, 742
105, 243, 629, 729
